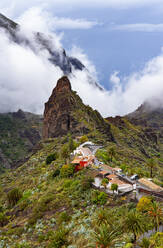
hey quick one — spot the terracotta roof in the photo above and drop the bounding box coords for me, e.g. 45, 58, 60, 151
106, 174, 118, 180
71, 157, 83, 164
99, 170, 110, 176
138, 178, 163, 192
110, 179, 126, 185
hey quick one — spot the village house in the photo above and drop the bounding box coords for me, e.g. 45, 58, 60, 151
71, 155, 95, 172
100, 164, 122, 174
138, 178, 163, 193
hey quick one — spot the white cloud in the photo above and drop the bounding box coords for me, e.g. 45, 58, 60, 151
1, 1, 163, 118
0, 23, 163, 117
69, 48, 163, 117
110, 71, 120, 85
111, 23, 163, 32
16, 7, 98, 33
70, 46, 98, 80
52, 17, 98, 30
0, 29, 63, 113
0, 0, 163, 17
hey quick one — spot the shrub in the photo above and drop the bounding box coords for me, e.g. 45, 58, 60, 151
92, 191, 108, 205
60, 144, 70, 162
46, 152, 58, 165
79, 135, 88, 144
48, 228, 69, 248
101, 178, 109, 189
58, 211, 71, 224
0, 212, 8, 227
28, 193, 54, 225
80, 176, 94, 191
7, 188, 22, 207
137, 196, 152, 213
60, 164, 74, 178
52, 169, 60, 178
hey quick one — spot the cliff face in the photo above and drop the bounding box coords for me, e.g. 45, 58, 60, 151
43, 76, 113, 140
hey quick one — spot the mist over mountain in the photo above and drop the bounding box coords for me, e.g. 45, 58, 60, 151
0, 12, 163, 117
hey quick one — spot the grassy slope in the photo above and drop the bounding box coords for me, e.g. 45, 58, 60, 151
0, 133, 162, 247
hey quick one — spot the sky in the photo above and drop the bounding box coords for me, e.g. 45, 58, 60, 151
0, 0, 163, 116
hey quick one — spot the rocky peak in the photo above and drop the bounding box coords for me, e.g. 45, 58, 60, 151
55, 76, 71, 93
43, 77, 113, 140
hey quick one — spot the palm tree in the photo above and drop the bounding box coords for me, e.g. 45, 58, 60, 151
146, 158, 157, 178
148, 201, 163, 231
124, 209, 147, 244
95, 209, 113, 227
89, 224, 121, 248
108, 147, 116, 162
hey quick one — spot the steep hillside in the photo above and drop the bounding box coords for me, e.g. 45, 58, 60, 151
0, 110, 42, 171
0, 137, 162, 247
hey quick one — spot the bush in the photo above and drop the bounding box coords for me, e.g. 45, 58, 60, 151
46, 152, 58, 165
0, 212, 8, 227
28, 193, 54, 225
7, 188, 22, 207
137, 196, 152, 213
60, 164, 74, 178
79, 135, 88, 144
52, 169, 60, 178
48, 228, 69, 248
80, 176, 94, 191
58, 211, 71, 224
92, 191, 108, 205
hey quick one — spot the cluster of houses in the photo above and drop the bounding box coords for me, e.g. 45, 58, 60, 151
70, 141, 163, 199
93, 165, 134, 194
71, 142, 95, 172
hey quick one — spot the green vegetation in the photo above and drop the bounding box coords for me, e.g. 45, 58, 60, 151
7, 188, 22, 207
111, 183, 118, 195
0, 129, 162, 247
46, 152, 58, 164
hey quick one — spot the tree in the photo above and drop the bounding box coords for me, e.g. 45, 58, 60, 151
60, 164, 74, 178
90, 224, 121, 248
111, 184, 118, 196
124, 209, 147, 244
46, 152, 58, 165
101, 178, 109, 189
148, 201, 163, 231
108, 147, 116, 162
95, 209, 113, 227
146, 158, 157, 178
136, 196, 152, 213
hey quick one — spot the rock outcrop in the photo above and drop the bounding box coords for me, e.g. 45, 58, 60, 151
43, 76, 113, 140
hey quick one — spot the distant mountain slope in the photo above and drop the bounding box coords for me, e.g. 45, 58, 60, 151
0, 13, 102, 90
0, 110, 42, 171
126, 102, 163, 160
